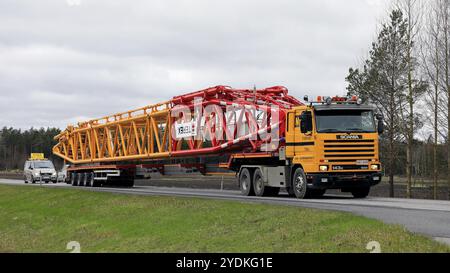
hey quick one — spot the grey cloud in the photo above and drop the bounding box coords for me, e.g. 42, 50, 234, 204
0, 0, 389, 129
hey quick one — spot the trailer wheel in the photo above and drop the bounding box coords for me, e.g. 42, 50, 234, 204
75, 173, 82, 186
84, 173, 91, 187
292, 168, 308, 199
351, 187, 370, 199
78, 173, 85, 187
239, 168, 254, 196
89, 173, 97, 187
71, 173, 77, 186
253, 168, 266, 197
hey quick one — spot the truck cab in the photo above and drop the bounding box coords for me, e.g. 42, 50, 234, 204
285, 96, 383, 198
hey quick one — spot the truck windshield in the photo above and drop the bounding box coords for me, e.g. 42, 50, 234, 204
315, 110, 376, 133
34, 161, 54, 169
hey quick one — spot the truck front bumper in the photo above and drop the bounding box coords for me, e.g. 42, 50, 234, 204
306, 172, 382, 190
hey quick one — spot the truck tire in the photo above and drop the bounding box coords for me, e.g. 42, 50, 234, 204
292, 168, 308, 199
253, 168, 267, 197
285, 187, 295, 197
351, 187, 370, 199
239, 168, 255, 196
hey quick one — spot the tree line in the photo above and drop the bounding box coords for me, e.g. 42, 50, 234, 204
0, 127, 62, 171
346, 0, 450, 199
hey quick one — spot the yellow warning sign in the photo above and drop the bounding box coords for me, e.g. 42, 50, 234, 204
30, 153, 45, 160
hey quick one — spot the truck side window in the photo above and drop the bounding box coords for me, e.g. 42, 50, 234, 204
300, 111, 313, 133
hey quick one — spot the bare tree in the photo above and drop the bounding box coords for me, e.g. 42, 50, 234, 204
441, 0, 450, 199
420, 0, 444, 199
395, 0, 428, 198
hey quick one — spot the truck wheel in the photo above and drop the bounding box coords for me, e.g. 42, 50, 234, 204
292, 168, 308, 199
285, 187, 295, 197
239, 168, 254, 196
253, 169, 267, 197
351, 187, 370, 199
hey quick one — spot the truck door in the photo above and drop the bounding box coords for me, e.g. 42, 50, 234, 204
295, 110, 315, 163
285, 111, 296, 157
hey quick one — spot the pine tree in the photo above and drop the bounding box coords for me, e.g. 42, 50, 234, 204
346, 10, 411, 197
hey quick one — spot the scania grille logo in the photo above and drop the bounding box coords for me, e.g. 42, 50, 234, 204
337, 135, 362, 140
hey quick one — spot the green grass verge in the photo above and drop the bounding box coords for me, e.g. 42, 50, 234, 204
0, 184, 448, 253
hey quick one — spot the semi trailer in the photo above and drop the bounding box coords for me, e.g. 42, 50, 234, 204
53, 85, 383, 199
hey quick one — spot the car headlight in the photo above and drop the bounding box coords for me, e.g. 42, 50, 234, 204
319, 165, 329, 172
371, 164, 380, 170
33, 172, 40, 177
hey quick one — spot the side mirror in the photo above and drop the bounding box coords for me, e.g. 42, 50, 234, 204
377, 120, 384, 135
376, 112, 384, 135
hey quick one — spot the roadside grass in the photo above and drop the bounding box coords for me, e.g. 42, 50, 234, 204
0, 184, 448, 253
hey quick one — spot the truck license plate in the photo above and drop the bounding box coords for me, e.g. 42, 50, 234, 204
356, 160, 369, 165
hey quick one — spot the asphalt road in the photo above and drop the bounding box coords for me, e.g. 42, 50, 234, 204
1, 178, 450, 246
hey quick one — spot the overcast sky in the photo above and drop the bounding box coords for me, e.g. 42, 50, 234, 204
0, 0, 390, 129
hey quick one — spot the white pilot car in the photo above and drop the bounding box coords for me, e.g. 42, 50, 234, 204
23, 160, 57, 184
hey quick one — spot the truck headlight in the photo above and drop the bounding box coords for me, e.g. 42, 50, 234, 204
319, 165, 329, 171
371, 164, 380, 170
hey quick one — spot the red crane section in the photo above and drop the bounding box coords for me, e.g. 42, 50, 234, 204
53, 86, 302, 164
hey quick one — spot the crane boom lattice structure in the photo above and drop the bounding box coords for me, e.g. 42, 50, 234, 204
53, 86, 302, 164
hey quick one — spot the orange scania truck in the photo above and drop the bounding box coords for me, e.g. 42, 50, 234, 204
53, 86, 383, 199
